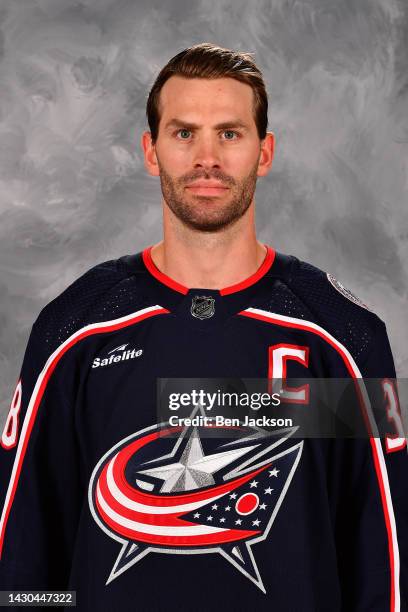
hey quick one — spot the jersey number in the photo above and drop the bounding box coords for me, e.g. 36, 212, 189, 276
1, 379, 22, 450
383, 379, 406, 453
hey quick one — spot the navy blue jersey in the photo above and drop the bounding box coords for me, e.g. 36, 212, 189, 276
0, 245, 406, 611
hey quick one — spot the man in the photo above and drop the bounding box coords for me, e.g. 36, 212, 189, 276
0, 43, 406, 611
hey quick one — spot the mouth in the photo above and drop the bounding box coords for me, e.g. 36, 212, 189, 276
185, 183, 229, 196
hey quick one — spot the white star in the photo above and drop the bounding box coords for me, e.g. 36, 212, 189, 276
211, 504, 218, 510
264, 487, 273, 494
252, 518, 261, 527
225, 505, 231, 511
193, 512, 200, 518
219, 517, 226, 523
229, 492, 237, 499
235, 519, 242, 525
137, 428, 258, 493
249, 480, 258, 488
259, 503, 267, 510
269, 468, 279, 477
207, 515, 213, 521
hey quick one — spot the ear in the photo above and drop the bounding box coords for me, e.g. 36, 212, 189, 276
141, 131, 160, 177
257, 131, 275, 177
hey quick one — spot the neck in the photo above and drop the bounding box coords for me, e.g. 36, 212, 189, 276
150, 203, 267, 290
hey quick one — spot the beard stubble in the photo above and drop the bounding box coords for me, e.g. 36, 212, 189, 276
157, 159, 260, 232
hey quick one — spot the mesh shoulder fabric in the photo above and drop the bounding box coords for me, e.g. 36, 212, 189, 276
32, 256, 152, 362
251, 254, 385, 370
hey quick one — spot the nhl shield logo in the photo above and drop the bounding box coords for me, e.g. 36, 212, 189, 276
191, 295, 215, 319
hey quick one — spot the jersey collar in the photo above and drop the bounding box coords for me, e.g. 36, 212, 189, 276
142, 244, 276, 296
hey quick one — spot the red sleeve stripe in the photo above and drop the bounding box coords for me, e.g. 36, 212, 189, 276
239, 307, 400, 612
0, 305, 169, 557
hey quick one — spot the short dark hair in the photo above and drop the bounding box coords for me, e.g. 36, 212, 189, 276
146, 43, 268, 144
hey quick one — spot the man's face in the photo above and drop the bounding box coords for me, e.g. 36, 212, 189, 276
145, 76, 269, 232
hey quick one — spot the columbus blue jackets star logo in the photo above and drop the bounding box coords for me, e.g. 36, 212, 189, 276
88, 416, 303, 593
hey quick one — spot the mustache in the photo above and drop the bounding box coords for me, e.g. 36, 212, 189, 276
180, 171, 234, 187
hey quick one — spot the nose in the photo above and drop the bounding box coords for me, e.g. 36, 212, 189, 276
192, 133, 221, 170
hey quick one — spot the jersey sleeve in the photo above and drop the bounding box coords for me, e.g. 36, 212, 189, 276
359, 319, 408, 610
0, 318, 82, 589
331, 318, 407, 611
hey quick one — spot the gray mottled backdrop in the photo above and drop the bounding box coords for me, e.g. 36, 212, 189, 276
1, 0, 407, 421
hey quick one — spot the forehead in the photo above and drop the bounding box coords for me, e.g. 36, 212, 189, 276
158, 76, 255, 121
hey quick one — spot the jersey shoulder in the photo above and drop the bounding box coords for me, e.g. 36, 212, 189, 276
32, 252, 149, 360
259, 252, 388, 369
289, 255, 386, 361
287, 255, 381, 319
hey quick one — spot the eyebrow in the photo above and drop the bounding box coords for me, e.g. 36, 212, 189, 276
164, 118, 250, 131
